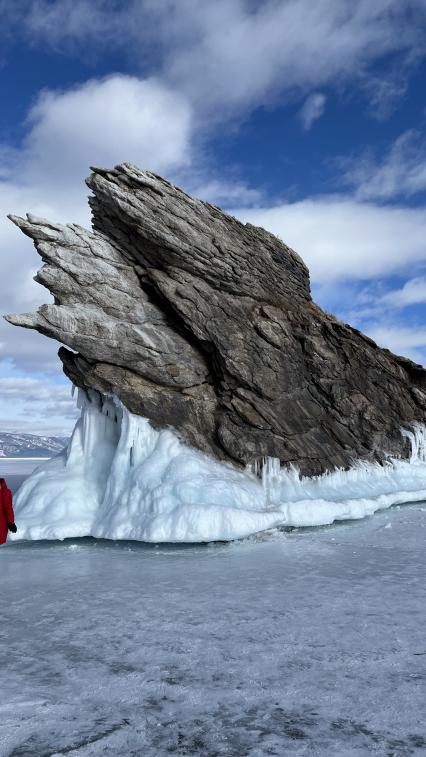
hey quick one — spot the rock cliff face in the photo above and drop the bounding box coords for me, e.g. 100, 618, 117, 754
5, 163, 426, 475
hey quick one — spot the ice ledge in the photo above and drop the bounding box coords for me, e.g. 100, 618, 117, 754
9, 391, 426, 543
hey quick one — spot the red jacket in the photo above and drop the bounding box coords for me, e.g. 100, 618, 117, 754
0, 480, 15, 544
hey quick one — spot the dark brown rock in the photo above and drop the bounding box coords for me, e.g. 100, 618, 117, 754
5, 163, 426, 474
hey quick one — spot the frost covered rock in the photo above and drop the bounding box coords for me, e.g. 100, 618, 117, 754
5, 162, 426, 475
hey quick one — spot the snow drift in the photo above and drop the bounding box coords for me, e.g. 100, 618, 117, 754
9, 390, 426, 543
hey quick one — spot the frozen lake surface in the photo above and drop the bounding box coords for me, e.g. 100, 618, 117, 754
0, 465, 425, 756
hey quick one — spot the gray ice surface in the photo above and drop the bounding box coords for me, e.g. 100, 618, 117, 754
0, 465, 425, 756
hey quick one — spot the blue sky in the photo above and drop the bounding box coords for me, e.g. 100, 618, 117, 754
1, 0, 426, 435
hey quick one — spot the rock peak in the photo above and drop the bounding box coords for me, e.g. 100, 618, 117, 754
5, 164, 426, 474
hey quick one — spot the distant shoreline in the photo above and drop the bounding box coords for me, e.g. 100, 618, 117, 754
0, 457, 50, 461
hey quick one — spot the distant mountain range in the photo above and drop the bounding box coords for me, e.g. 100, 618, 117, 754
0, 432, 69, 458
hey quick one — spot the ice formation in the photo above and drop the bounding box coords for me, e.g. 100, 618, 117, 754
10, 391, 426, 543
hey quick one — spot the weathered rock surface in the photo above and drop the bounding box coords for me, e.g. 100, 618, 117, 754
5, 163, 426, 474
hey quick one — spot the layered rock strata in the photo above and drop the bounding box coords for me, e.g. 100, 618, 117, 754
6, 163, 426, 474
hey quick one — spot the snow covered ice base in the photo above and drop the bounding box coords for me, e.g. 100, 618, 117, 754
11, 391, 426, 542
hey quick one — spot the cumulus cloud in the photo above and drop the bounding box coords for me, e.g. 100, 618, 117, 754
5, 74, 192, 188
299, 93, 326, 131
234, 197, 426, 283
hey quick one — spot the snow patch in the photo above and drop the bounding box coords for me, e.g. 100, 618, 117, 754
10, 391, 426, 542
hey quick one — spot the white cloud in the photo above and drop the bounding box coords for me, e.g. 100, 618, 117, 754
363, 324, 426, 364
8, 74, 192, 188
234, 197, 426, 283
0, 374, 79, 435
379, 277, 426, 308
128, 0, 426, 118
299, 93, 326, 131
11, 0, 426, 119
0, 184, 75, 381
25, 0, 116, 45
360, 71, 409, 121
345, 276, 426, 321
191, 178, 262, 207
342, 130, 426, 201
0, 375, 75, 406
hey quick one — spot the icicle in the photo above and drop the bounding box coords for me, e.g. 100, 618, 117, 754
247, 456, 285, 508
401, 422, 426, 463
76, 388, 85, 410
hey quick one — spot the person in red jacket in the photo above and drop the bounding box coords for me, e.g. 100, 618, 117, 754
0, 478, 17, 544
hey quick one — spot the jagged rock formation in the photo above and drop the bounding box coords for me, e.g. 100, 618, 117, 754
5, 163, 426, 475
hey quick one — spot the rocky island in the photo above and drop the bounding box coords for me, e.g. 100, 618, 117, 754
5, 164, 426, 542
6, 163, 426, 476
